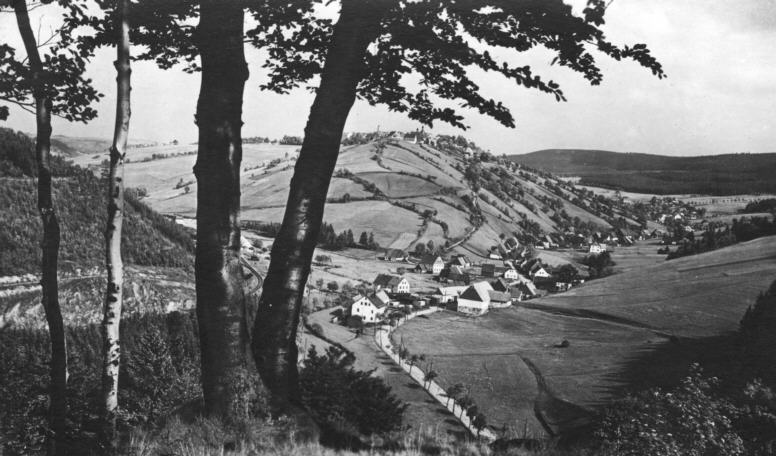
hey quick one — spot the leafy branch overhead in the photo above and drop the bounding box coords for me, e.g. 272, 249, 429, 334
252, 0, 665, 130
0, 0, 102, 122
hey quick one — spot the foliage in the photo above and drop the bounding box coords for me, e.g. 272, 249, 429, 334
596, 365, 745, 456
256, 0, 664, 130
0, 141, 194, 275
0, 1, 102, 122
739, 280, 776, 386
299, 346, 406, 436
667, 217, 776, 260
742, 199, 776, 214
579, 252, 615, 280
0, 312, 201, 454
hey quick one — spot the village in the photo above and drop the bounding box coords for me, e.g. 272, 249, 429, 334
342, 246, 583, 326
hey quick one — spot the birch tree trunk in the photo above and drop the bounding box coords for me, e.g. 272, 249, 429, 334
193, 0, 258, 420
252, 0, 389, 411
99, 0, 131, 452
13, 1, 68, 454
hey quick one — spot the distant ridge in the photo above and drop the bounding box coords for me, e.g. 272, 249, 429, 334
508, 149, 776, 195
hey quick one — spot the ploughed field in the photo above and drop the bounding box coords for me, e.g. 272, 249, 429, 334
393, 236, 776, 438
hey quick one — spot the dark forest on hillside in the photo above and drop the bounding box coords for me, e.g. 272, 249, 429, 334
0, 128, 194, 276
509, 149, 776, 195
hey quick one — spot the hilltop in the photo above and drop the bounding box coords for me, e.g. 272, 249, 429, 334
62, 133, 648, 260
509, 149, 776, 195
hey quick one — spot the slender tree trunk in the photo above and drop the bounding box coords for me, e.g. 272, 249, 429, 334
99, 0, 131, 453
193, 0, 258, 421
13, 2, 67, 454
252, 0, 390, 412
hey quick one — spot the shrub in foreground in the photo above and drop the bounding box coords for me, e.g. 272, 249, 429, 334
300, 346, 406, 437
595, 365, 744, 456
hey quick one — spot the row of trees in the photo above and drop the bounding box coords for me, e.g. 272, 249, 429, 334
2, 0, 664, 453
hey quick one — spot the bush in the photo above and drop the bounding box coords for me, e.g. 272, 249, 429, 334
596, 365, 745, 456
300, 346, 406, 437
327, 281, 339, 292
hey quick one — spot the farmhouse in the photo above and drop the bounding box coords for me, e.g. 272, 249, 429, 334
382, 248, 408, 262
415, 254, 445, 275
373, 274, 410, 294
488, 290, 512, 308
490, 278, 511, 293
450, 254, 471, 268
530, 264, 551, 280
349, 294, 387, 324
456, 281, 493, 315
502, 268, 519, 280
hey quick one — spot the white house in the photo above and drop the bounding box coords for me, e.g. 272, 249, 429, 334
588, 243, 607, 254
373, 274, 411, 294
349, 294, 387, 323
502, 268, 519, 280
530, 265, 551, 280
417, 254, 445, 275
456, 281, 493, 315
434, 285, 467, 305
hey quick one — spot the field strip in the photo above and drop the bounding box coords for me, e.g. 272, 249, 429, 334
376, 309, 497, 441
676, 253, 776, 273
518, 303, 668, 335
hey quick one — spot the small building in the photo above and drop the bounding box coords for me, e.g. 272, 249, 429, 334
490, 278, 511, 293
530, 264, 551, 280
588, 243, 607, 254
382, 248, 408, 262
450, 254, 471, 268
373, 274, 410, 294
481, 263, 496, 278
488, 290, 512, 308
456, 281, 493, 315
416, 254, 445, 275
349, 294, 387, 324
502, 268, 519, 280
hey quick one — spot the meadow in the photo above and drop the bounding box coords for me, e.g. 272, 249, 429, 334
393, 236, 776, 439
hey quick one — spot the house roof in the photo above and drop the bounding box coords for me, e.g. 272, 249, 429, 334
517, 281, 538, 296
481, 263, 496, 276
491, 278, 510, 292
373, 274, 404, 288
368, 293, 389, 309
460, 281, 493, 302
383, 248, 407, 258
488, 290, 511, 303
438, 285, 468, 296
420, 254, 444, 266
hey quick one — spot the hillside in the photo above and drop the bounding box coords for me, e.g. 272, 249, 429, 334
509, 149, 776, 195
0, 127, 194, 276
395, 235, 776, 437
64, 135, 642, 259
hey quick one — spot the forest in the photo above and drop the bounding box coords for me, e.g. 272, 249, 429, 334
510, 149, 776, 195
0, 128, 194, 276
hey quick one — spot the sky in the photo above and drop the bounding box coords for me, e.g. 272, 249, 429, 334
1, 0, 775, 156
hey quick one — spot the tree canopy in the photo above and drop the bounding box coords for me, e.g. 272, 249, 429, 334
254, 0, 665, 129
0, 0, 102, 122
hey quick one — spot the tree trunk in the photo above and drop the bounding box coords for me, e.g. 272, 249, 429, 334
252, 0, 390, 411
13, 2, 68, 455
193, 0, 258, 421
99, 0, 131, 452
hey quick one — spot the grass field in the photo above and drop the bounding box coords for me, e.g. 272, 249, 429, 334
393, 236, 776, 438
306, 307, 469, 439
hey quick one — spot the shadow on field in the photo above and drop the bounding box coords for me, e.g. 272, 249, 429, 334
602, 332, 744, 398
